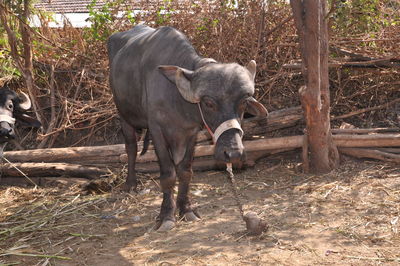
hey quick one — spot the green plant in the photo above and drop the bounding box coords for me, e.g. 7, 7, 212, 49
155, 0, 175, 25
330, 0, 399, 35
86, 0, 115, 41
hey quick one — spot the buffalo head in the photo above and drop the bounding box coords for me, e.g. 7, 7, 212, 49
0, 88, 41, 144
159, 60, 267, 164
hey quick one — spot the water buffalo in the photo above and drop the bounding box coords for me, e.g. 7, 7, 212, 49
108, 25, 267, 231
0, 87, 41, 155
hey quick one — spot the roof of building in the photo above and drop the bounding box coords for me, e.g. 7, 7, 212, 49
34, 0, 108, 13
34, 0, 198, 14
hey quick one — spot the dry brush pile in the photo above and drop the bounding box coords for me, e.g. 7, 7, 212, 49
1, 0, 399, 149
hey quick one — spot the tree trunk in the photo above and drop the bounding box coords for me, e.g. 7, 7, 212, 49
21, 0, 43, 125
290, 0, 339, 173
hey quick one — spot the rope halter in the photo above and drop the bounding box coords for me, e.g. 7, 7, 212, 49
0, 114, 16, 125
197, 103, 243, 144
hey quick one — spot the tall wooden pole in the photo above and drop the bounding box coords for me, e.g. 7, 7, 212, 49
290, 0, 339, 172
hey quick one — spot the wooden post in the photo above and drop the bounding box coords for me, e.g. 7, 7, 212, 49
290, 0, 339, 172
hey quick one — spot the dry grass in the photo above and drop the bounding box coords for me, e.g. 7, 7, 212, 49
1, 157, 399, 265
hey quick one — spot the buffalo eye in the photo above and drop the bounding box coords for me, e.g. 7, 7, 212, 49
202, 97, 217, 111
6, 101, 13, 111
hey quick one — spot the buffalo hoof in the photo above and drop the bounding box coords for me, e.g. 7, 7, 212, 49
121, 182, 137, 193
157, 220, 175, 232
184, 211, 201, 222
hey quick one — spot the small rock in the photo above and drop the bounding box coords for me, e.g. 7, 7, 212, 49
139, 189, 150, 195
243, 211, 268, 236
100, 215, 116, 219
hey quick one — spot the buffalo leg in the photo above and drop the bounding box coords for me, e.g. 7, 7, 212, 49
151, 127, 177, 231
121, 119, 138, 191
176, 137, 200, 221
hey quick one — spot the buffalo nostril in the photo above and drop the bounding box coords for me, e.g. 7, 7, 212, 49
224, 151, 230, 161
0, 129, 8, 137
224, 150, 244, 163
0, 128, 14, 138
8, 130, 15, 139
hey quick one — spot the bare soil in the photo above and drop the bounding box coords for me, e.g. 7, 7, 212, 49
1, 155, 399, 265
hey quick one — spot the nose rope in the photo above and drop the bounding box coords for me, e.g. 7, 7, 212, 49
197, 103, 244, 144
197, 103, 216, 143
0, 115, 16, 125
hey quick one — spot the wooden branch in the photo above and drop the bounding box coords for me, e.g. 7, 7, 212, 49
0, 5, 23, 70
331, 128, 400, 134
339, 147, 400, 163
264, 15, 293, 37
334, 134, 400, 147
283, 59, 400, 69
375, 148, 400, 154
332, 98, 400, 120
37, 64, 57, 149
330, 45, 373, 61
289, 0, 305, 76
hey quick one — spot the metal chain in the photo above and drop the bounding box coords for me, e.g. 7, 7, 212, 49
226, 163, 245, 219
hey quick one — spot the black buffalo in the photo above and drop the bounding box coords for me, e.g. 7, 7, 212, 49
108, 25, 267, 231
0, 87, 41, 155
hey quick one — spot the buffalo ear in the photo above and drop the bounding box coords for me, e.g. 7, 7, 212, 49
158, 65, 179, 83
246, 97, 268, 117
14, 113, 41, 128
158, 65, 199, 103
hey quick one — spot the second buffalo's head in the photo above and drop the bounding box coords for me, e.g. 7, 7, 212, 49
159, 60, 267, 164
0, 88, 41, 144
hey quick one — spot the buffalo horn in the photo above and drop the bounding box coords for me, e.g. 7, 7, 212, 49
18, 92, 32, 110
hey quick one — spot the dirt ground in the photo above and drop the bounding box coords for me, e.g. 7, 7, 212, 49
1, 154, 399, 266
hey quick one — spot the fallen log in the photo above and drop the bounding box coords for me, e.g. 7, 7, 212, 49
0, 147, 286, 178
4, 134, 400, 165
0, 162, 108, 178
2, 132, 399, 178
339, 147, 400, 164
2, 144, 126, 164
147, 148, 293, 173
120, 135, 304, 163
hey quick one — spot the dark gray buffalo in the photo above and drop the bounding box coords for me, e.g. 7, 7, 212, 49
108, 25, 267, 231
0, 87, 41, 155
